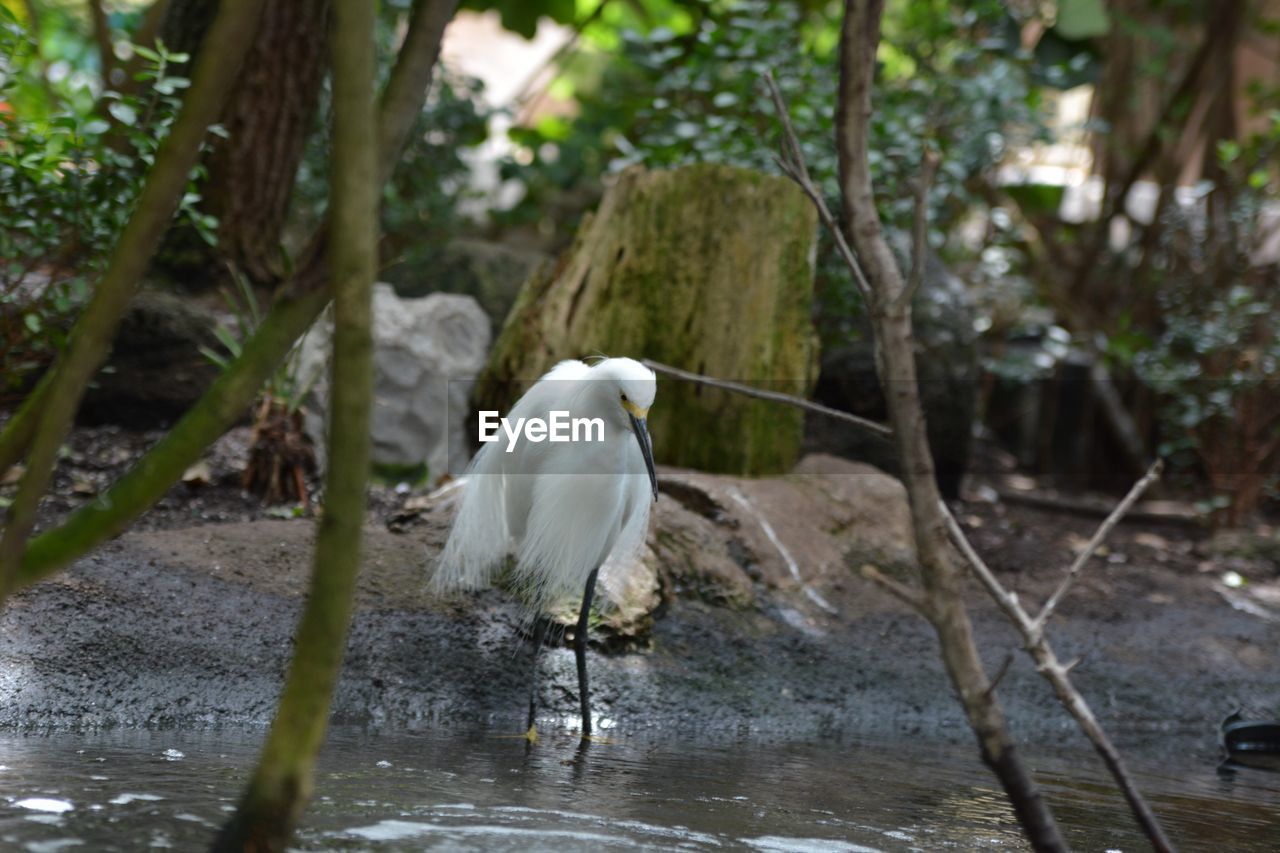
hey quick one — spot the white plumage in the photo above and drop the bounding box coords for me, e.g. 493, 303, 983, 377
432, 357, 658, 614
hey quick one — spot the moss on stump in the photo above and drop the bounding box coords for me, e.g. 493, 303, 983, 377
475, 163, 818, 475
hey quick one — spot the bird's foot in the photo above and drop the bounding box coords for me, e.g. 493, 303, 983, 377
524, 723, 539, 744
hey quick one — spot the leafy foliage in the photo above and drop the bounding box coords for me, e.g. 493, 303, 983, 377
380, 69, 493, 284
0, 9, 215, 399
464, 0, 577, 40
1133, 114, 1280, 523
291, 1, 493, 286
199, 268, 316, 508
500, 0, 1050, 343
199, 267, 310, 412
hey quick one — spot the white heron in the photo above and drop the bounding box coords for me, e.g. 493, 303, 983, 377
432, 356, 658, 739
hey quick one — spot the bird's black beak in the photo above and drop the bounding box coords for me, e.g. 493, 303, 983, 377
628, 413, 658, 502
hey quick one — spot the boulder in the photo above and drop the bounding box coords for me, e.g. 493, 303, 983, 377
475, 163, 820, 476
79, 290, 222, 427
424, 453, 916, 639
296, 285, 490, 481
806, 248, 977, 498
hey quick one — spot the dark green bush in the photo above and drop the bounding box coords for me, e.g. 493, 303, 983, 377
498, 0, 1050, 346
0, 9, 214, 401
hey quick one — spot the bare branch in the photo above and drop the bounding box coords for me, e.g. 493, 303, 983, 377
1032, 458, 1164, 634
765, 1, 1172, 847
762, 71, 874, 304
820, 4, 1066, 846
941, 499, 1174, 851
643, 359, 892, 438
860, 563, 927, 614
897, 147, 939, 311
942, 505, 1033, 630
1089, 359, 1149, 476
377, 0, 460, 177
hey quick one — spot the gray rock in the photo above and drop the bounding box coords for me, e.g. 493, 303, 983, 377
805, 248, 977, 498
80, 290, 221, 427
383, 238, 548, 331
297, 284, 491, 481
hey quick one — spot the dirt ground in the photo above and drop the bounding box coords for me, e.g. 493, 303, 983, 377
3, 424, 1279, 761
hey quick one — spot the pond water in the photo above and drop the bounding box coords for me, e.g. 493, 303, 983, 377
0, 724, 1276, 851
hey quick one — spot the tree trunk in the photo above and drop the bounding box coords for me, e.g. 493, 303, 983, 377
161, 0, 331, 284
211, 0, 377, 844
835, 1, 1067, 848
476, 163, 820, 476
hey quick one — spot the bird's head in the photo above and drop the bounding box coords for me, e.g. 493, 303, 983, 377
592, 357, 658, 502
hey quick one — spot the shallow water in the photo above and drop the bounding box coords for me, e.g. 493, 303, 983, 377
0, 725, 1276, 851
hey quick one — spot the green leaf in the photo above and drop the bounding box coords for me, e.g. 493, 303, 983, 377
213, 325, 242, 357
108, 102, 138, 126
198, 345, 230, 370
1056, 0, 1110, 40
23, 312, 42, 333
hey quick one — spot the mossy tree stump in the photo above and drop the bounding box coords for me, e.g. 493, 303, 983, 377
475, 163, 818, 475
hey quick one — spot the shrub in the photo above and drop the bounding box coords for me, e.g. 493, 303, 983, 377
0, 10, 214, 403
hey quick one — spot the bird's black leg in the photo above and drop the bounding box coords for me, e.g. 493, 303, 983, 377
574, 567, 600, 737
525, 616, 550, 738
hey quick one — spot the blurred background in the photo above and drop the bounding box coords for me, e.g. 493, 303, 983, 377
2, 0, 1278, 530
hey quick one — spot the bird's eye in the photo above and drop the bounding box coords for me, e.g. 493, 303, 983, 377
621, 393, 628, 402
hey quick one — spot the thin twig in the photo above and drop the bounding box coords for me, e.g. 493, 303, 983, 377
985, 652, 1015, 698
642, 359, 891, 438
943, 504, 1029, 626
860, 564, 927, 613
762, 71, 874, 304
940, 497, 1174, 852
897, 147, 939, 311
1032, 458, 1164, 635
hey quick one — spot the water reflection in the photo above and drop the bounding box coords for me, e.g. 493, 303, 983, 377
0, 726, 1275, 851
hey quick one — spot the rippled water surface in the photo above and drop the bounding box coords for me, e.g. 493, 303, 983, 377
1, 725, 1276, 851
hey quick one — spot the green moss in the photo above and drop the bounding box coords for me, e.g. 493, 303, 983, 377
476, 163, 818, 475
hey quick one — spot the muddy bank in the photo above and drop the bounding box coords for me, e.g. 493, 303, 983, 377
2, 455, 1278, 752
